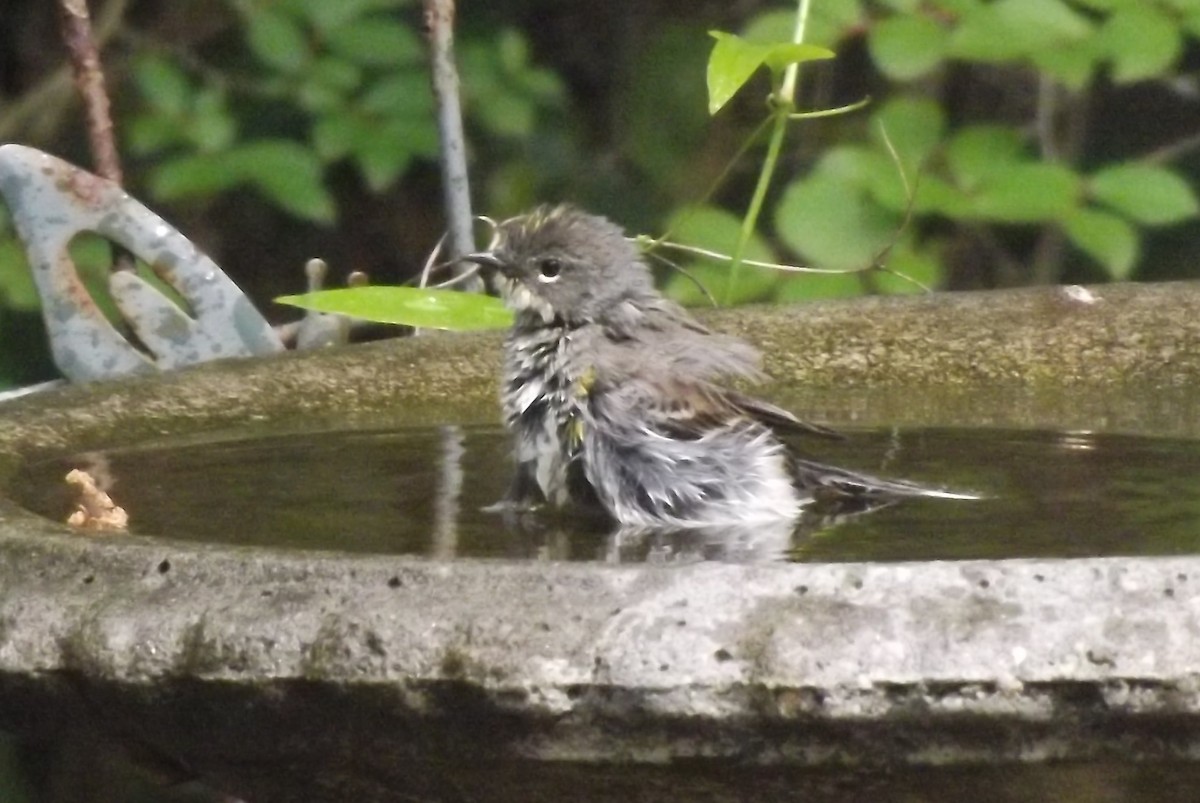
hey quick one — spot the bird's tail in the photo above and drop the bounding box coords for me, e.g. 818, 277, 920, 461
792, 457, 979, 512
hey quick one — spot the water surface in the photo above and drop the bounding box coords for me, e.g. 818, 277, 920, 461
12, 425, 1200, 563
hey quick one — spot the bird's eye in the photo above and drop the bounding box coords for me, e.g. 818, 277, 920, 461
537, 258, 563, 282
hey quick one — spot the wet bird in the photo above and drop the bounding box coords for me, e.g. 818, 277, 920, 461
464, 204, 972, 529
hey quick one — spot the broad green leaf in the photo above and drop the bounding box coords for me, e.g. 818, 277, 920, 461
1099, 7, 1181, 83
245, 8, 310, 73
968, 163, 1081, 222
950, 0, 1091, 62
946, 125, 1026, 188
873, 95, 945, 173
275, 287, 514, 330
1090, 164, 1200, 225
312, 114, 358, 161
659, 205, 778, 306
1030, 36, 1101, 91
0, 239, 39, 311
150, 153, 245, 199
189, 88, 237, 152
775, 175, 896, 269
969, 163, 1081, 222
706, 32, 832, 114
133, 55, 190, 115
309, 57, 363, 92
874, 239, 945, 294
227, 141, 336, 223
325, 16, 423, 66
1065, 207, 1138, 279
868, 14, 949, 80
813, 145, 889, 187
774, 270, 864, 301
741, 1, 862, 49
359, 72, 433, 116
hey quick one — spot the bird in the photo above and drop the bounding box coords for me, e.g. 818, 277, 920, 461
463, 204, 974, 530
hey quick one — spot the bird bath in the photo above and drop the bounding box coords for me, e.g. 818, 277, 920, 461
3, 282, 1200, 802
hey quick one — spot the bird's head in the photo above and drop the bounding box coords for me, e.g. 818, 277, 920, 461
463, 205, 654, 325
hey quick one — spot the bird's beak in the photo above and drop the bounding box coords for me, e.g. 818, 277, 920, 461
460, 251, 509, 274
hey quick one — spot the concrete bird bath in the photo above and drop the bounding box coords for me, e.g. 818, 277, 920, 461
3, 136, 1200, 803
2, 278, 1200, 802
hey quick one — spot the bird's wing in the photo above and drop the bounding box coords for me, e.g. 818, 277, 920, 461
729, 392, 844, 440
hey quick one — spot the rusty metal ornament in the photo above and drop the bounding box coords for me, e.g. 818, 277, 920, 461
0, 144, 284, 382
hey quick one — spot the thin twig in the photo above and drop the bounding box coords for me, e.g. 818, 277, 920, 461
57, 0, 123, 185
423, 0, 481, 291
644, 251, 720, 307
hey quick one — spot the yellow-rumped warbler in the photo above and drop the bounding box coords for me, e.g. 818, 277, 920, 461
465, 205, 972, 529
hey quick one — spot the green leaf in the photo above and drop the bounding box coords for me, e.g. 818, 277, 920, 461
868, 14, 949, 80
946, 125, 1026, 188
275, 287, 514, 331
659, 205, 778, 306
1065, 207, 1138, 279
774, 270, 864, 302
228, 140, 337, 223
324, 16, 423, 67
1099, 7, 1182, 83
308, 57, 363, 92
150, 153, 245, 199
705, 31, 832, 114
741, 1, 862, 49
873, 95, 945, 174
874, 239, 944, 294
188, 88, 237, 152
245, 8, 311, 73
1090, 164, 1200, 225
949, 0, 1091, 62
133, 55, 190, 115
775, 175, 897, 269
969, 163, 1081, 223
1030, 37, 1100, 91
359, 72, 433, 116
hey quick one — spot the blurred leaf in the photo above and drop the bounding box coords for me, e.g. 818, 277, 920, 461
1065, 207, 1138, 279
150, 152, 245, 199
275, 287, 514, 330
188, 88, 237, 152
229, 140, 336, 223
1090, 164, 1199, 225
868, 14, 949, 80
245, 8, 311, 73
309, 57, 363, 92
359, 72, 433, 116
775, 175, 896, 269
946, 125, 1026, 188
706, 32, 833, 114
660, 205, 778, 306
0, 238, 39, 311
1099, 7, 1182, 83
873, 95, 945, 174
621, 24, 711, 189
289, 0, 409, 34
874, 239, 944, 294
1031, 36, 1100, 90
312, 114, 357, 161
325, 16, 423, 66
949, 0, 1091, 62
743, 0, 863, 48
126, 115, 183, 156
133, 55, 190, 115
774, 270, 864, 301
969, 163, 1081, 222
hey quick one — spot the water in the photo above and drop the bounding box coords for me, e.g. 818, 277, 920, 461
11, 425, 1200, 563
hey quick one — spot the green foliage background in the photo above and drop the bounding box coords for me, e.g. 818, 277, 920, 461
2, 0, 1200, 386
